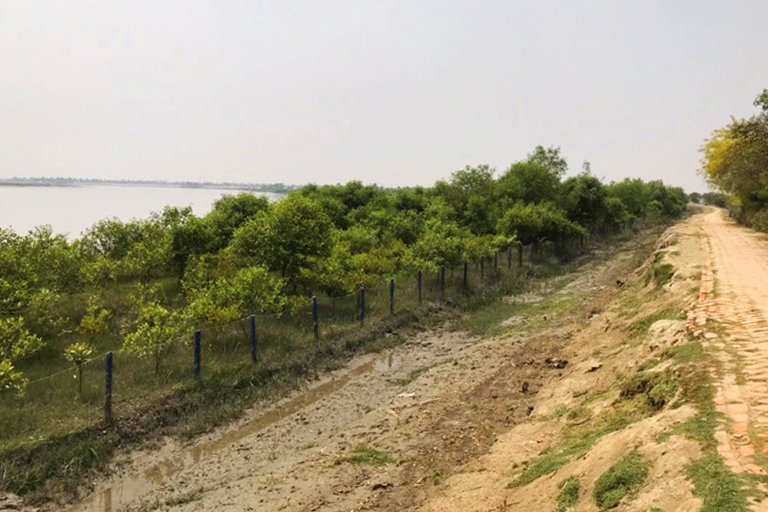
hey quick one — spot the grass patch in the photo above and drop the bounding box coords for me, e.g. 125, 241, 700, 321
338, 444, 394, 466
557, 476, 580, 511
619, 371, 678, 411
668, 340, 706, 364
593, 451, 649, 510
646, 252, 676, 287
687, 454, 749, 512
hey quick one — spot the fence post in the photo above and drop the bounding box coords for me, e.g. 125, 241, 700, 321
104, 351, 113, 425
194, 330, 201, 381
389, 279, 395, 315
417, 270, 423, 304
518, 244, 524, 268
359, 287, 366, 325
463, 262, 468, 290
250, 315, 257, 363
494, 251, 498, 272
440, 266, 446, 296
480, 259, 485, 279
312, 296, 319, 341
508, 246, 513, 270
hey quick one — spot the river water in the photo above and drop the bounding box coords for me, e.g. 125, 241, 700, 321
0, 185, 281, 239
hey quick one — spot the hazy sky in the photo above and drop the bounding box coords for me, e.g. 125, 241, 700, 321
1, 1, 766, 191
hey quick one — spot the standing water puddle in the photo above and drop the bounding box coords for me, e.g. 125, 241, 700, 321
67, 357, 390, 512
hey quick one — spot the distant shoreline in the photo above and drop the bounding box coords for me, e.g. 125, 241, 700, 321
0, 178, 297, 194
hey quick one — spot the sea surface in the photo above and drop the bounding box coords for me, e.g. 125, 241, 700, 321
0, 185, 281, 239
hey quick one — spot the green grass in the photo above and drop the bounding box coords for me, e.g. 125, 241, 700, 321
593, 451, 649, 510
687, 454, 749, 512
557, 476, 580, 511
646, 252, 676, 288
339, 444, 394, 466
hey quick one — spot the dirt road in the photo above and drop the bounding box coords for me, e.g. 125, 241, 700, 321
692, 209, 768, 481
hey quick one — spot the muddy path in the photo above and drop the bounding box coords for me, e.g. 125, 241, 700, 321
63, 233, 656, 512
690, 209, 768, 486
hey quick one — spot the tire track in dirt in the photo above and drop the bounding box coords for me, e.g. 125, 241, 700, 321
690, 209, 768, 494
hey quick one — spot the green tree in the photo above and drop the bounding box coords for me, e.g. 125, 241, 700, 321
123, 301, 188, 374
526, 145, 568, 177
206, 193, 270, 249
231, 195, 334, 288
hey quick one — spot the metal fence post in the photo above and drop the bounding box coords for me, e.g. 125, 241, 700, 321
417, 270, 423, 304
389, 279, 395, 315
440, 266, 446, 296
104, 351, 113, 425
194, 330, 201, 381
359, 287, 366, 325
250, 315, 257, 363
312, 296, 319, 341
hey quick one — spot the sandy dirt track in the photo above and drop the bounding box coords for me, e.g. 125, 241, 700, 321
692, 210, 768, 485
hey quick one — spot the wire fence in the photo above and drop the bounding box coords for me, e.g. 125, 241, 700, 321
0, 244, 549, 450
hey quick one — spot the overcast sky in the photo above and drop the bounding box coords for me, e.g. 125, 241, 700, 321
1, 1, 766, 191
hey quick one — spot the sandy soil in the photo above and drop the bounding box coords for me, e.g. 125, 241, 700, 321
57, 214, 724, 512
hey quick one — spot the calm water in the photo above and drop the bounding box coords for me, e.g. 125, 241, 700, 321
0, 185, 281, 239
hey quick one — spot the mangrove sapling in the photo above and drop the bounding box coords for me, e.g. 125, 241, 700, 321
63, 342, 94, 396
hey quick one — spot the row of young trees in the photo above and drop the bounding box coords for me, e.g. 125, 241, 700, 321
0, 146, 689, 394
700, 89, 768, 228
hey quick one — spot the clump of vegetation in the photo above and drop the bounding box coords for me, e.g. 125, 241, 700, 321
619, 371, 677, 411
593, 451, 649, 510
338, 444, 394, 466
0, 317, 43, 395
645, 252, 675, 287
557, 476, 580, 511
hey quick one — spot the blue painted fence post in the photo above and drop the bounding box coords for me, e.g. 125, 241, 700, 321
312, 296, 319, 341
250, 315, 257, 363
194, 330, 201, 381
359, 287, 366, 325
389, 279, 395, 315
440, 266, 446, 296
417, 270, 423, 304
104, 351, 113, 425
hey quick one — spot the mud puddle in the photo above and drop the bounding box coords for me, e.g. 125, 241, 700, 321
67, 355, 401, 512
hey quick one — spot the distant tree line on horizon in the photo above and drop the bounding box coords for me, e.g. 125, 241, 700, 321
0, 177, 298, 194
0, 146, 689, 393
